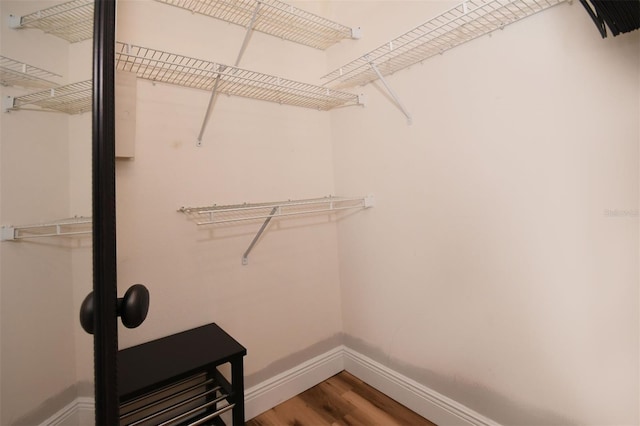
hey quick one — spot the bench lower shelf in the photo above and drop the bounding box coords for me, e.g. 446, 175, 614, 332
118, 323, 247, 425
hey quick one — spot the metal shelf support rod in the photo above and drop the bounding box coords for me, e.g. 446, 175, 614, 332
367, 58, 412, 125
192, 196, 367, 215
242, 206, 278, 265
197, 204, 368, 226
197, 1, 262, 145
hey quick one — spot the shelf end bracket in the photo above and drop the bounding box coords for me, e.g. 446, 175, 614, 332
1, 226, 16, 241
242, 206, 278, 265
363, 195, 375, 208
7, 14, 22, 29
3, 96, 15, 113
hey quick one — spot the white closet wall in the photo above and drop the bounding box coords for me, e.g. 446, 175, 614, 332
0, 1, 81, 424
329, 1, 639, 425
67, 40, 94, 396
114, 0, 345, 386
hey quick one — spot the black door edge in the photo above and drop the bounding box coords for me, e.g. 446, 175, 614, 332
92, 0, 119, 424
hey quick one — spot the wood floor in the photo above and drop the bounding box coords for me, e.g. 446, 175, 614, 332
246, 371, 437, 426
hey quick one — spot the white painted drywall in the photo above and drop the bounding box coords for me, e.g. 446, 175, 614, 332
114, 0, 344, 385
329, 1, 639, 425
67, 38, 94, 394
2, 1, 638, 425
0, 2, 78, 423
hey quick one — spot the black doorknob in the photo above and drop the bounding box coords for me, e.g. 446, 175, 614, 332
80, 284, 150, 335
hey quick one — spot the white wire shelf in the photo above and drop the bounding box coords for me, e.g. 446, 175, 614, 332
323, 0, 566, 89
154, 0, 358, 50
179, 196, 374, 225
1, 216, 92, 241
8, 0, 94, 43
0, 56, 61, 89
4, 80, 92, 114
115, 42, 361, 111
179, 196, 374, 265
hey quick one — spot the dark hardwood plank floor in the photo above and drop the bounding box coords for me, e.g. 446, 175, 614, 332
246, 371, 437, 426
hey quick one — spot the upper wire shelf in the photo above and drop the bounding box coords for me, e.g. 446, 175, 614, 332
4, 80, 93, 114
115, 42, 361, 110
323, 0, 567, 89
0, 56, 61, 89
179, 196, 375, 225
1, 216, 92, 241
8, 0, 94, 43
154, 0, 358, 50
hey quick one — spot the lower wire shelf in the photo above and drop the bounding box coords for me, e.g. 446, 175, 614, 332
3, 80, 92, 114
119, 371, 233, 426
1, 216, 92, 241
178, 195, 374, 264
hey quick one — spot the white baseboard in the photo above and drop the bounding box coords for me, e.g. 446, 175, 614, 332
42, 347, 499, 426
41, 397, 94, 426
244, 346, 345, 420
245, 345, 499, 425
342, 347, 500, 426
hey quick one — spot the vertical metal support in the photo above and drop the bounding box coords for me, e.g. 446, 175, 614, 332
233, 1, 262, 67
367, 58, 412, 125
197, 1, 262, 145
196, 73, 223, 146
242, 206, 278, 265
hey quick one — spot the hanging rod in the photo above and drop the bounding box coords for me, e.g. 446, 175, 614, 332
1, 216, 92, 241
115, 42, 362, 111
8, 0, 94, 43
323, 0, 567, 89
153, 0, 360, 50
0, 56, 61, 89
178, 195, 374, 264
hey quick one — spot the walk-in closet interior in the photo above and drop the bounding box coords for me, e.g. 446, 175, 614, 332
1, 0, 638, 424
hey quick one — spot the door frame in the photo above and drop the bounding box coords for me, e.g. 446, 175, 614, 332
92, 0, 119, 423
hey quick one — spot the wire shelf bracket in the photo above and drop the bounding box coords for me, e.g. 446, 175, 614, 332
3, 80, 92, 114
178, 195, 374, 265
1, 216, 92, 241
115, 42, 363, 135
0, 56, 61, 89
197, 1, 262, 146
323, 0, 567, 89
154, 0, 360, 50
367, 58, 412, 125
8, 0, 94, 43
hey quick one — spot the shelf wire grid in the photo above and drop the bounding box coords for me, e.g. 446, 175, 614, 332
14, 0, 94, 43
154, 0, 354, 50
178, 196, 370, 226
10, 80, 93, 114
323, 0, 566, 88
115, 42, 360, 110
0, 56, 61, 89
2, 216, 92, 240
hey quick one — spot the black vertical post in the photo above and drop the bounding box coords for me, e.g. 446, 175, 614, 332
92, 0, 119, 424
231, 358, 245, 425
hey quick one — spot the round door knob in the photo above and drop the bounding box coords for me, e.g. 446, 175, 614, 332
79, 292, 95, 334
119, 284, 150, 329
79, 284, 150, 335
